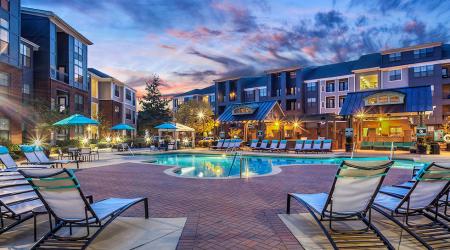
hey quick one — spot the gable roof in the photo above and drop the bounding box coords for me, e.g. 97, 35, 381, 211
22, 7, 93, 45
218, 101, 284, 122
174, 85, 215, 97
304, 61, 355, 80
88, 68, 112, 79
241, 76, 268, 88
340, 85, 433, 116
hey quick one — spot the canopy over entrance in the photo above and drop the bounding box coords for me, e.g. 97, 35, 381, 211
218, 101, 285, 123
154, 123, 195, 149
340, 85, 433, 116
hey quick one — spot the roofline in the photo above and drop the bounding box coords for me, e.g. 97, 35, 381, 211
20, 37, 39, 50
352, 67, 380, 73
214, 76, 241, 82
264, 66, 301, 74
381, 42, 442, 55
22, 7, 93, 45
304, 74, 354, 82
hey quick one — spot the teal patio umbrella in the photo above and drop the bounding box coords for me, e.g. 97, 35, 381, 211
111, 123, 135, 131
53, 114, 99, 126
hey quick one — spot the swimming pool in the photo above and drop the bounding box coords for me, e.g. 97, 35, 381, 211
149, 153, 425, 178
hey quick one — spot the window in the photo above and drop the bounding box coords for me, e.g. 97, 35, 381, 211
126, 109, 132, 120
132, 92, 136, 105
114, 84, 120, 97
364, 92, 405, 106
20, 43, 31, 67
413, 65, 434, 78
338, 96, 345, 107
286, 100, 296, 111
229, 91, 236, 101
0, 18, 8, 55
209, 94, 215, 103
325, 81, 335, 92
442, 68, 449, 78
132, 111, 136, 123
306, 82, 317, 92
125, 89, 131, 101
359, 74, 378, 90
0, 72, 9, 86
0, 117, 9, 140
244, 90, 254, 101
390, 127, 403, 136
326, 97, 335, 108
1, 0, 9, 11
414, 47, 434, 59
23, 84, 30, 94
74, 126, 84, 136
307, 97, 316, 108
388, 52, 401, 62
74, 94, 84, 112
388, 69, 401, 81
338, 79, 348, 91
74, 39, 83, 84
259, 87, 267, 97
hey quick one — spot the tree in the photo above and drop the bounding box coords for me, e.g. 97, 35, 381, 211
174, 100, 215, 136
138, 75, 171, 133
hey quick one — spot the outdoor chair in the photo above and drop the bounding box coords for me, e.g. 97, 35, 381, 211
218, 139, 230, 150
287, 160, 395, 250
90, 147, 100, 161
299, 140, 313, 153
67, 147, 80, 160
311, 139, 323, 153
35, 146, 80, 169
225, 139, 237, 150
57, 148, 71, 160
320, 139, 332, 153
79, 148, 92, 162
0, 146, 49, 170
210, 139, 224, 150
293, 140, 304, 153
263, 140, 278, 151
273, 140, 287, 152
255, 140, 269, 151
373, 162, 450, 249
18, 168, 149, 250
233, 139, 242, 150
0, 170, 45, 237
249, 139, 259, 150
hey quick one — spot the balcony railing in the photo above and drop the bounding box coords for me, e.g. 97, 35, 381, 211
51, 68, 69, 84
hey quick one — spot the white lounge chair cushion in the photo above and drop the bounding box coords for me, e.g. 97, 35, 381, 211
291, 193, 327, 214
90, 197, 143, 221
374, 193, 403, 211
7, 199, 43, 215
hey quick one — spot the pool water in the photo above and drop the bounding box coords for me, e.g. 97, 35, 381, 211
150, 153, 426, 178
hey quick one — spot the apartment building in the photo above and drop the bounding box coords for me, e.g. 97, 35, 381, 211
172, 42, 450, 148
88, 68, 137, 137
21, 7, 92, 140
171, 85, 215, 112
0, 0, 41, 144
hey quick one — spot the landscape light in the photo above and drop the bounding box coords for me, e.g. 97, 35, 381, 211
106, 136, 111, 143
197, 111, 204, 119
82, 137, 89, 145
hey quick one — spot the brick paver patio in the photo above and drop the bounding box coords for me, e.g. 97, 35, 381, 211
75, 163, 411, 249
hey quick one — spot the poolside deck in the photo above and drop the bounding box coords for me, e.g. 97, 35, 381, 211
72, 161, 411, 249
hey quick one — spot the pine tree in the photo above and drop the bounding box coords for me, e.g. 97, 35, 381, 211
138, 75, 171, 132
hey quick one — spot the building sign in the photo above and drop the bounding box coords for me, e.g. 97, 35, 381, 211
232, 104, 258, 115
363, 91, 405, 106
416, 127, 427, 137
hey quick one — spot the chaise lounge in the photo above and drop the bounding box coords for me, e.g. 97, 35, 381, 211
19, 168, 149, 250
287, 160, 395, 249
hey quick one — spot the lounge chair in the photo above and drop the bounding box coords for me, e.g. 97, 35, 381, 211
255, 140, 269, 151
18, 168, 149, 250
219, 139, 231, 150
287, 160, 395, 249
293, 140, 304, 153
299, 140, 313, 153
210, 139, 224, 150
263, 140, 278, 151
311, 140, 323, 153
34, 146, 80, 169
320, 139, 332, 153
373, 162, 450, 249
249, 139, 259, 150
0, 170, 45, 237
273, 140, 287, 152
233, 139, 242, 150
0, 146, 49, 169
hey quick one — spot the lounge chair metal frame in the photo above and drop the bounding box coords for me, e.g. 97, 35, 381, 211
19, 169, 148, 250
287, 160, 395, 250
373, 162, 450, 249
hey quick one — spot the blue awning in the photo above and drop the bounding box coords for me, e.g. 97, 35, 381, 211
218, 101, 282, 122
340, 86, 433, 116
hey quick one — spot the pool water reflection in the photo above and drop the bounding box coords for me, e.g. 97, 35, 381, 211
150, 153, 425, 178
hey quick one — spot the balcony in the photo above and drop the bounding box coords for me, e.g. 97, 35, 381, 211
51, 68, 69, 84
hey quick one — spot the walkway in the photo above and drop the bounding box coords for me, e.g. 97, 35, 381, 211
75, 161, 411, 249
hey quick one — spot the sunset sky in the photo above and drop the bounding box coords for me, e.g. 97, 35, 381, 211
22, 0, 450, 97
